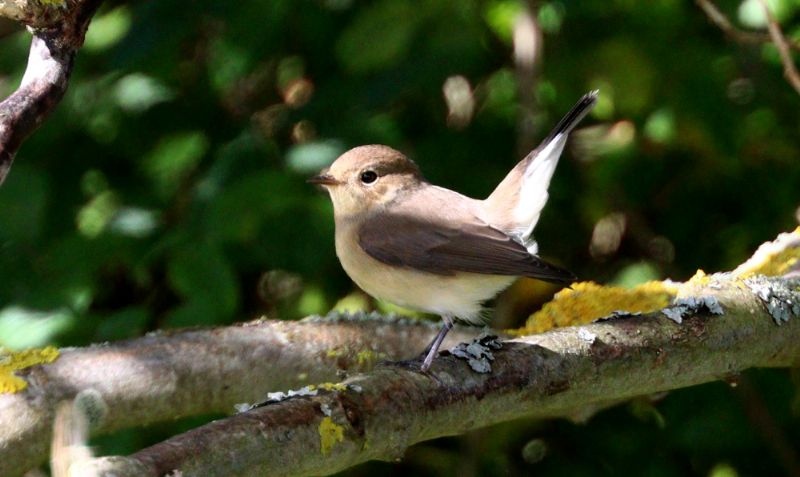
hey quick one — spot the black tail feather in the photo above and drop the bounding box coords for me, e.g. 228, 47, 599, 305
541, 90, 599, 145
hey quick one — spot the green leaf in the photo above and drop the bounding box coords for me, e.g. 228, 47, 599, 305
484, 0, 523, 43
336, 0, 423, 74
166, 243, 239, 321
142, 131, 209, 199
94, 307, 150, 341
83, 6, 133, 52
738, 0, 794, 28
611, 262, 661, 288
113, 73, 174, 113
286, 140, 346, 174
0, 165, 47, 242
0, 306, 74, 349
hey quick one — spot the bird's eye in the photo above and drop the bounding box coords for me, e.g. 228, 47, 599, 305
360, 170, 378, 184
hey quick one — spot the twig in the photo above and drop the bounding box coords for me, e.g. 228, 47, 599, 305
695, 0, 800, 52
0, 0, 104, 185
74, 276, 800, 477
758, 0, 800, 96
512, 2, 542, 158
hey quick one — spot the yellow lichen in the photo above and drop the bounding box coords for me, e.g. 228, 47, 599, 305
355, 350, 386, 367
0, 346, 60, 393
520, 281, 676, 334
317, 382, 347, 392
737, 248, 800, 278
326, 347, 385, 368
326, 349, 342, 358
687, 269, 710, 285
319, 416, 345, 455
733, 228, 800, 278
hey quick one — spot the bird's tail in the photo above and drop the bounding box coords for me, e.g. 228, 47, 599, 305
484, 91, 598, 247
540, 90, 599, 145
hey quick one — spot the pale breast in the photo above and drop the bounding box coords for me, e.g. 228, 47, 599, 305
334, 218, 515, 324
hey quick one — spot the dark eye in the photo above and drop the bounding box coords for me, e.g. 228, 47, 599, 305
360, 170, 378, 184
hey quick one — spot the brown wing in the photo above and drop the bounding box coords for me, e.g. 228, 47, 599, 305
357, 212, 576, 284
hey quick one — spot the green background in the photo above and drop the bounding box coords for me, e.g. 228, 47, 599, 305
1, 0, 799, 475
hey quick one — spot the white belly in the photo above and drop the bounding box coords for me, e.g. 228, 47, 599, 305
335, 226, 515, 324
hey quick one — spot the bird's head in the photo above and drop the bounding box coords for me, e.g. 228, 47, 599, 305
308, 145, 425, 217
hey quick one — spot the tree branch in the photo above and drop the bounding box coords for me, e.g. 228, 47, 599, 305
695, 0, 800, 52
758, 0, 800, 96
0, 317, 481, 477
74, 274, 800, 477
0, 0, 104, 185
6, 229, 800, 476
513, 1, 542, 158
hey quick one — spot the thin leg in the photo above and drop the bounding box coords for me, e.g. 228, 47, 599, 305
420, 315, 453, 372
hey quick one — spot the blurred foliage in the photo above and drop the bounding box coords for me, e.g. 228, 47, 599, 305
1, 0, 799, 475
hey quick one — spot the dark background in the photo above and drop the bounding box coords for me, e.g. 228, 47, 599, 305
1, 0, 798, 475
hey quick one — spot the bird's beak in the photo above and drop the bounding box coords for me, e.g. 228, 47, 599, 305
307, 174, 341, 186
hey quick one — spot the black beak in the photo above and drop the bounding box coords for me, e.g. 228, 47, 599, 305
307, 174, 341, 186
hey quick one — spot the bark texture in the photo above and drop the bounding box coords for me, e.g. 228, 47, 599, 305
73, 275, 800, 477
0, 317, 480, 476
0, 0, 103, 184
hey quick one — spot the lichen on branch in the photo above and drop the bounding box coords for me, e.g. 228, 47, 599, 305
0, 346, 59, 393
3, 229, 799, 477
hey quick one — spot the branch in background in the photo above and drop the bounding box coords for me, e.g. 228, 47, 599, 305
0, 0, 104, 185
0, 0, 67, 28
74, 274, 800, 477
513, 1, 542, 158
757, 0, 800, 96
695, 0, 800, 52
0, 317, 482, 477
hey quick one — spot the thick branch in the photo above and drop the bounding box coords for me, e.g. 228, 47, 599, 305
0, 0, 96, 32
0, 0, 103, 184
77, 276, 800, 477
0, 317, 480, 477
0, 34, 72, 182
0, 0, 49, 26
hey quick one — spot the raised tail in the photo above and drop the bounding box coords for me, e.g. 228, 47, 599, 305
484, 91, 598, 247
540, 90, 599, 146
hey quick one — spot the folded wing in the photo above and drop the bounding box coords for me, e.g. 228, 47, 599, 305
358, 212, 576, 284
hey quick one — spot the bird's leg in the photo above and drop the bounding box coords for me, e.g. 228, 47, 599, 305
420, 315, 453, 372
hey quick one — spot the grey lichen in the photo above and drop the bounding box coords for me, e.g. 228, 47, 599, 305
594, 310, 643, 322
235, 385, 319, 413
320, 403, 332, 417
661, 296, 724, 324
73, 388, 108, 429
448, 334, 503, 373
577, 328, 597, 344
236, 382, 363, 413
745, 276, 800, 325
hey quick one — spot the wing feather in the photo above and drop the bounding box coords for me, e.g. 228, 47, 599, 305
358, 212, 576, 284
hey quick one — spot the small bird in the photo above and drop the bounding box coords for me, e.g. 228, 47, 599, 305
309, 91, 597, 371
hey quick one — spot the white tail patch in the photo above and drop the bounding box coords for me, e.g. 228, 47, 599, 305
509, 133, 567, 244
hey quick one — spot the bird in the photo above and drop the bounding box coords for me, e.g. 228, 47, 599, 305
309, 91, 597, 371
